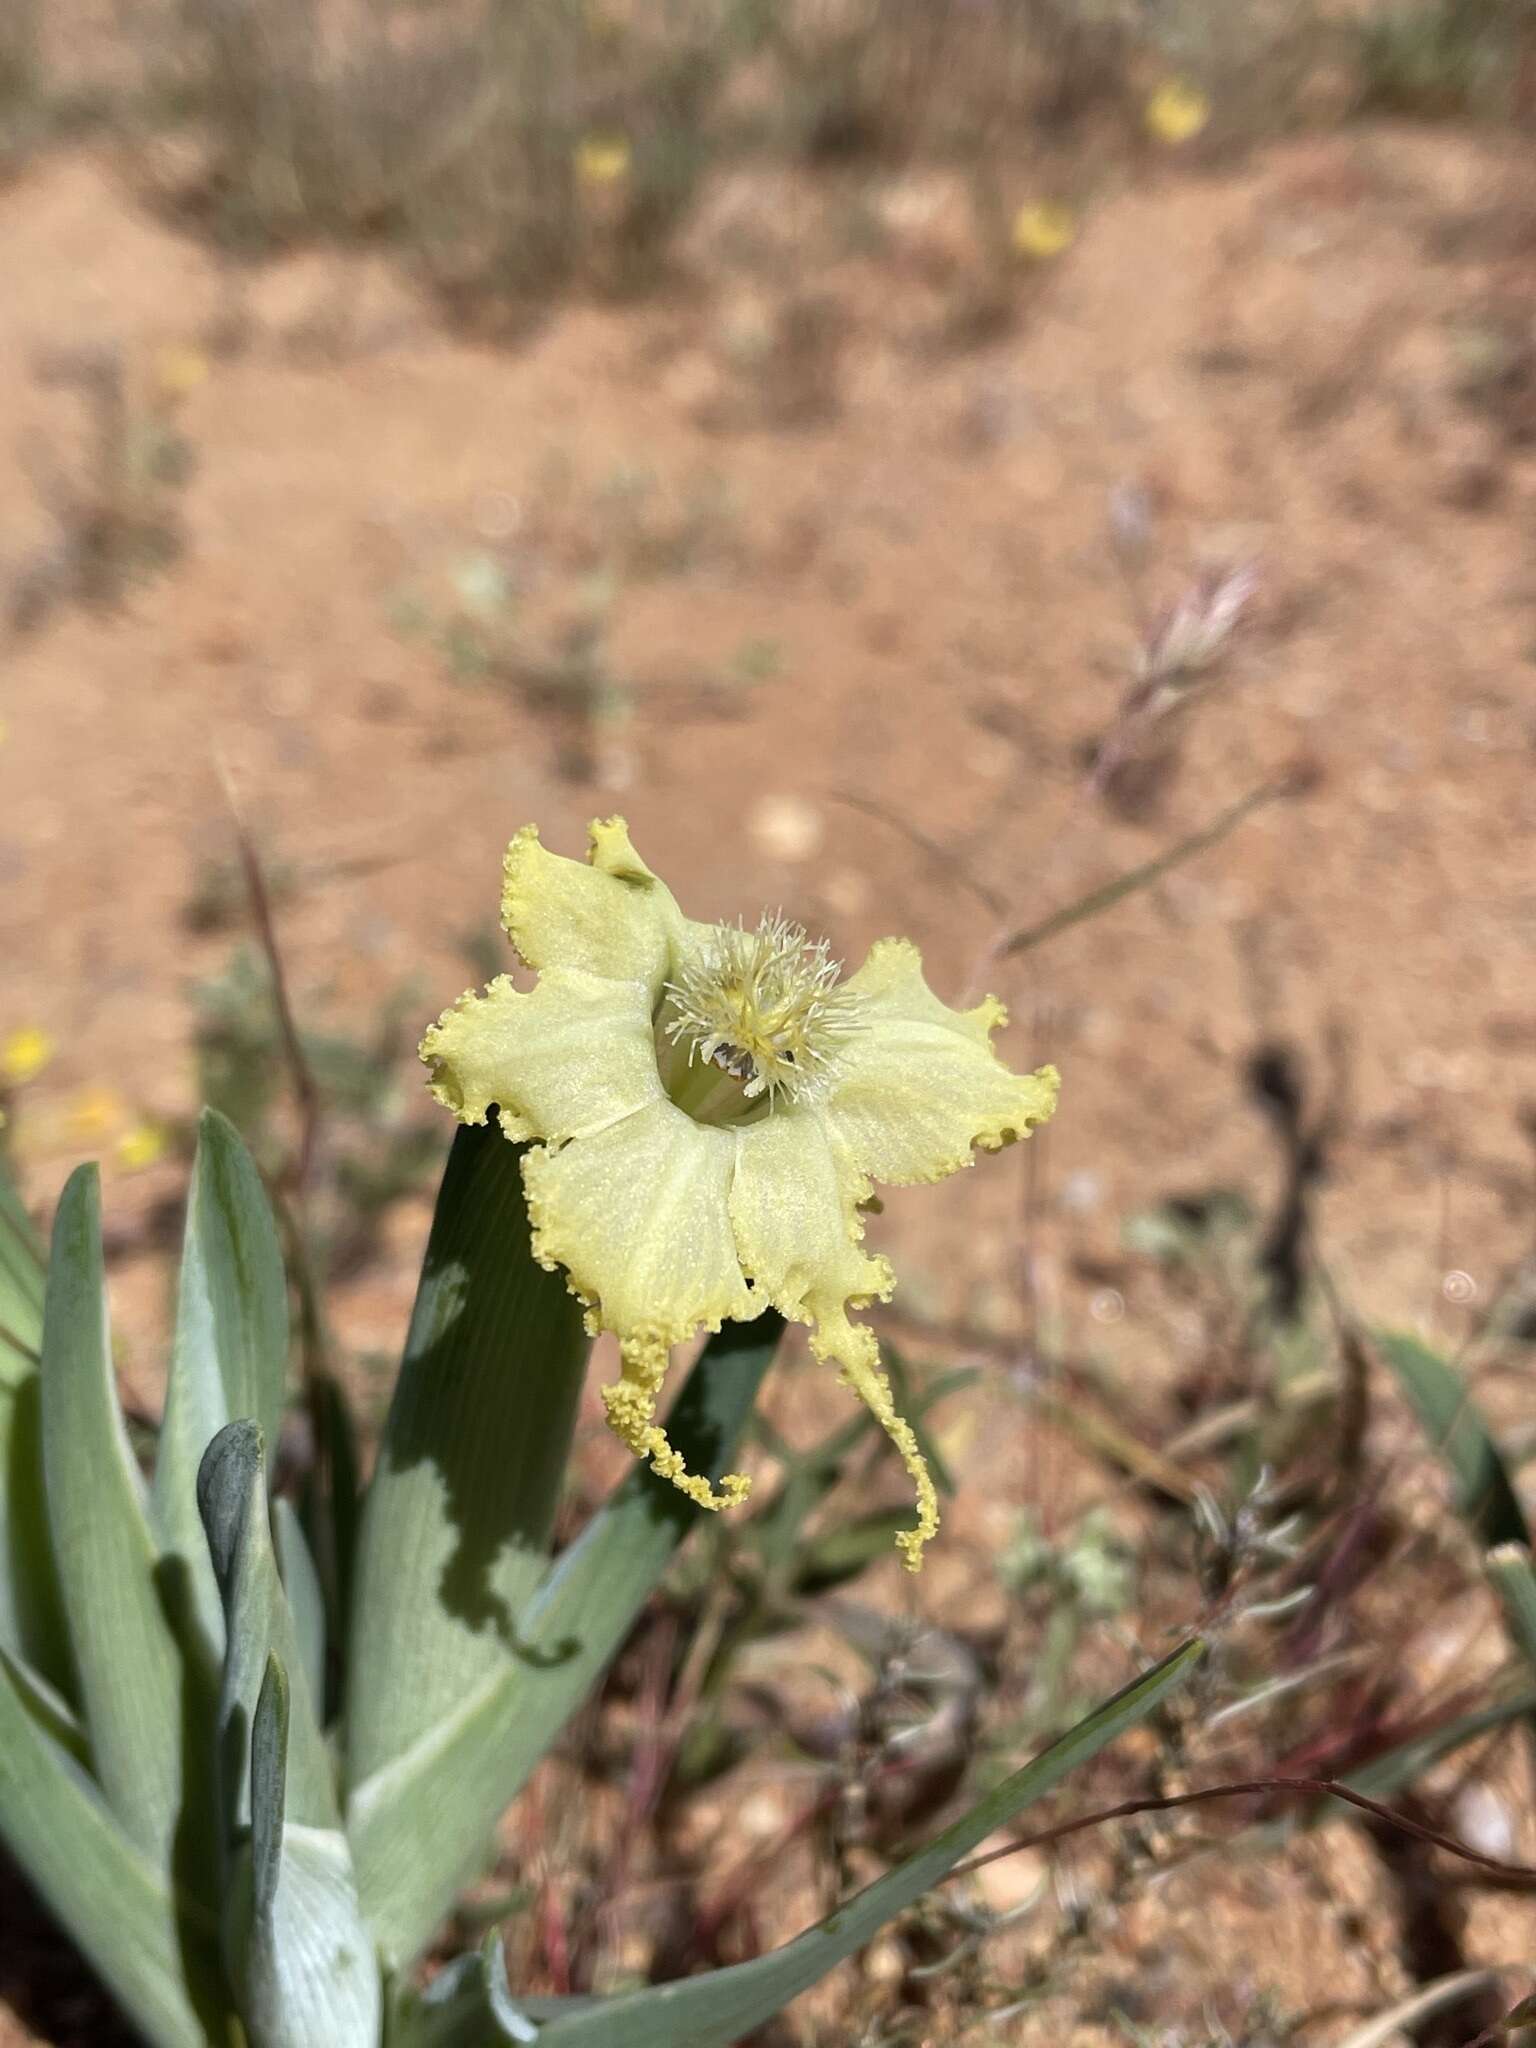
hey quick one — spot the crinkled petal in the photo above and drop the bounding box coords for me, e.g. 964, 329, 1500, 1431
829, 938, 1058, 1186
420, 967, 661, 1142
521, 1099, 752, 1343
522, 1100, 757, 1514
500, 818, 681, 988
730, 1106, 940, 1566
729, 1101, 892, 1329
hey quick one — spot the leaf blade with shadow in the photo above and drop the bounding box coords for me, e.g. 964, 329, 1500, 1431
348, 1310, 783, 1968
534, 1641, 1204, 2048
1373, 1329, 1528, 1550
39, 1166, 188, 1868
153, 1109, 290, 1665
345, 1121, 592, 1799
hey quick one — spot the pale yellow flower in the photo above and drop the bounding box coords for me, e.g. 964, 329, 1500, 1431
116, 1122, 169, 1173
66, 1086, 125, 1142
2, 1027, 54, 1087
1145, 79, 1210, 146
1011, 202, 1078, 262
154, 344, 211, 399
575, 135, 632, 189
421, 819, 1058, 1570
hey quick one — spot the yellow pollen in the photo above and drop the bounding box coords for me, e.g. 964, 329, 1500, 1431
663, 912, 864, 1108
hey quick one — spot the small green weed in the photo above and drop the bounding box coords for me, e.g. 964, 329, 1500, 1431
7, 346, 193, 637
0, 0, 43, 170
188, 941, 439, 1281
1354, 0, 1534, 118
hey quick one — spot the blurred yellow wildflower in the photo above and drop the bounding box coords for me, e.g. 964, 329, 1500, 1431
116, 1122, 170, 1173
66, 1086, 126, 1142
421, 819, 1058, 1570
1145, 79, 1210, 145
2, 1027, 54, 1087
575, 135, 632, 189
154, 345, 211, 399
1011, 202, 1077, 262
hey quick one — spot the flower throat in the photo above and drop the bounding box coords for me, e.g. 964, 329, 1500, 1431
655, 912, 864, 1127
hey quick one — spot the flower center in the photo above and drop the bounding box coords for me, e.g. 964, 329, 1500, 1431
655, 911, 864, 1127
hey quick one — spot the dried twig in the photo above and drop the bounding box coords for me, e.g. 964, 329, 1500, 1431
978, 766, 1311, 979
1332, 1970, 1514, 2048
944, 1774, 1536, 1890
828, 789, 1009, 920
215, 758, 323, 1207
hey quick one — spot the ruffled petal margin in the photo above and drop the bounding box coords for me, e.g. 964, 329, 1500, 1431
729, 1103, 891, 1329
420, 966, 662, 1142
521, 1101, 757, 1512
421, 829, 1061, 1569
829, 938, 1058, 1186
730, 1104, 941, 1568
500, 818, 681, 990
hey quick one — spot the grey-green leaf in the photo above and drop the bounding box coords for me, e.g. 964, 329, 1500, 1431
0, 1144, 45, 1353
1373, 1329, 1528, 1551
154, 1109, 290, 1659
393, 1938, 594, 2045
1343, 1691, 1536, 1800
0, 1643, 89, 1766
250, 1653, 289, 1914
227, 1655, 381, 2048
0, 1365, 71, 1695
535, 1642, 1204, 2047
274, 1496, 328, 1716
0, 1652, 221, 2048
0, 1150, 68, 1691
345, 1122, 590, 1795
1487, 1544, 1536, 1678
198, 1420, 336, 1837
348, 1311, 782, 1968
40, 1165, 189, 1865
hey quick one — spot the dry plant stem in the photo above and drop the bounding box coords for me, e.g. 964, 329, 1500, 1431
692, 1781, 845, 1963
968, 770, 1308, 995
1332, 1971, 1521, 2048
942, 1776, 1536, 1891
527, 1769, 576, 1998
217, 756, 340, 1606
595, 1614, 678, 1970
1015, 1041, 1048, 1387
666, 1573, 735, 1738
1027, 1385, 1201, 1505
1464, 1988, 1536, 2048
217, 761, 323, 1209
539, 1877, 573, 2000
216, 762, 329, 1353
828, 790, 1010, 920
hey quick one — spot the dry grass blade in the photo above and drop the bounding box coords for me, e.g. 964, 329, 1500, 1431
944, 1777, 1536, 1890
828, 789, 1009, 919
214, 761, 323, 1209
989, 768, 1311, 968
1333, 1968, 1509, 2048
